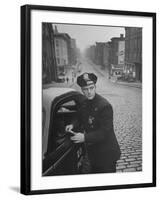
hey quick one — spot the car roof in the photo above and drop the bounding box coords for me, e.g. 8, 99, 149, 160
43, 87, 76, 108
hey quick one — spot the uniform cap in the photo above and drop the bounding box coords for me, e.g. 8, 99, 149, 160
77, 73, 97, 87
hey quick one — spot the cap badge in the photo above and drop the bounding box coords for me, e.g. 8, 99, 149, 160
83, 73, 89, 80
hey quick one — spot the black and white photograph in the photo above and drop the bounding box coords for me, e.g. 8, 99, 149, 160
20, 5, 156, 194
42, 23, 142, 176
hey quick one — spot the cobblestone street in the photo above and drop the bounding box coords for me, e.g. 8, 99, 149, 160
104, 85, 142, 173
72, 59, 142, 173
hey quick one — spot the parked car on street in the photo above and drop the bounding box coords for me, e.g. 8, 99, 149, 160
42, 87, 86, 176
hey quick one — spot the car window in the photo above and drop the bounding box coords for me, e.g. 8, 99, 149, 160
61, 100, 76, 106
57, 100, 77, 113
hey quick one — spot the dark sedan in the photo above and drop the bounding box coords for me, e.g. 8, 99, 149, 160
42, 87, 86, 176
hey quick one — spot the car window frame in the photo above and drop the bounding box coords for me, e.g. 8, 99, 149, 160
45, 91, 85, 156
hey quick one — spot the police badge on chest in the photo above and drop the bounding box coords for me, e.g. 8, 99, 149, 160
88, 116, 95, 128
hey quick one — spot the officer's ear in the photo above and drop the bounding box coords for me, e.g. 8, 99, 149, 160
81, 87, 85, 93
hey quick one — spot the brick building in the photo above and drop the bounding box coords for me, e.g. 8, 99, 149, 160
70, 38, 77, 65
53, 26, 78, 75
53, 26, 71, 76
103, 42, 110, 71
95, 42, 105, 66
42, 23, 58, 83
88, 45, 96, 63
125, 27, 142, 81
85, 42, 110, 72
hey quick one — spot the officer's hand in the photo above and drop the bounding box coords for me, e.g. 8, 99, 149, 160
65, 124, 74, 132
70, 133, 85, 143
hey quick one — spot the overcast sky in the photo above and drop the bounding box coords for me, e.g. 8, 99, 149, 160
52, 23, 125, 52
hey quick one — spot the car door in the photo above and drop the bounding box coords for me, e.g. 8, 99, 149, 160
43, 92, 86, 176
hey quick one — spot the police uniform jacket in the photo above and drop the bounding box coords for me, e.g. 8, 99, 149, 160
78, 93, 121, 168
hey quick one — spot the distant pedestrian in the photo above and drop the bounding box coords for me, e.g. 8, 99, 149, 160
66, 77, 69, 84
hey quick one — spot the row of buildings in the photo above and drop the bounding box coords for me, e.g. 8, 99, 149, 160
42, 23, 80, 84
86, 28, 142, 82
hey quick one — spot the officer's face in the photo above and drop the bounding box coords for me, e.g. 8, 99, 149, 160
82, 84, 96, 100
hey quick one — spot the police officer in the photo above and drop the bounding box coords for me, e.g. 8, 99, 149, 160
66, 72, 121, 173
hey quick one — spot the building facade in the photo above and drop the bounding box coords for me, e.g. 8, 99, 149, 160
85, 42, 110, 72
42, 23, 58, 83
42, 24, 79, 83
125, 27, 142, 81
70, 38, 77, 65
103, 43, 110, 71
109, 34, 125, 76
88, 45, 96, 63
53, 31, 71, 76
95, 42, 105, 66
54, 37, 69, 66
